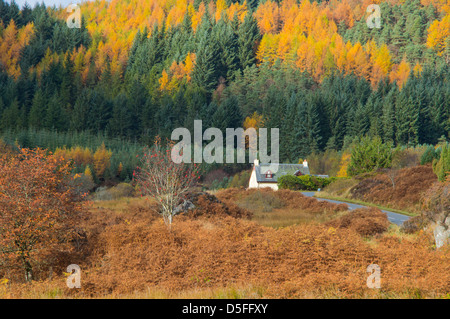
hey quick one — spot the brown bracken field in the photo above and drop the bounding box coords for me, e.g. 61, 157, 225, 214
1, 188, 449, 299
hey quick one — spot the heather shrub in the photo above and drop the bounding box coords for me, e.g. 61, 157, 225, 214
325, 208, 390, 237
400, 215, 427, 234
181, 192, 253, 220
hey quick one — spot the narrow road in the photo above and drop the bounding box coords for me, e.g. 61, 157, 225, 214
302, 192, 410, 226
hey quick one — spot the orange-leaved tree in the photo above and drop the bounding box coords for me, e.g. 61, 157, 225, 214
133, 138, 201, 227
0, 148, 86, 282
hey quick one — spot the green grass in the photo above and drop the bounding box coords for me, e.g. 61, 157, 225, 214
311, 191, 417, 217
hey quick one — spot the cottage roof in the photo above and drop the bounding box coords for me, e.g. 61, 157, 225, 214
255, 163, 310, 183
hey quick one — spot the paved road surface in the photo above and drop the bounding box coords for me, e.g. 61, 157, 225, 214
302, 192, 410, 226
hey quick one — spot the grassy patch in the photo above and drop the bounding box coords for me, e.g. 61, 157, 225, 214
235, 190, 285, 213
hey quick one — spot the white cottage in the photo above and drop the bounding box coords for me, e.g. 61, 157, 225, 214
248, 159, 310, 191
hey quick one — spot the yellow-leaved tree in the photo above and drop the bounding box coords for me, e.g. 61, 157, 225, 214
336, 152, 351, 178
93, 143, 112, 180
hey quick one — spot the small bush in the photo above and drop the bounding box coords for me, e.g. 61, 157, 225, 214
227, 170, 252, 188
68, 173, 95, 196
325, 207, 390, 237
420, 145, 440, 165
94, 183, 135, 200
307, 150, 341, 176
278, 175, 338, 191
400, 215, 426, 234
181, 192, 253, 220
395, 147, 425, 168
210, 176, 231, 190
432, 143, 450, 181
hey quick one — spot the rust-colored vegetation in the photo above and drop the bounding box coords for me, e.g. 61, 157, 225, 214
323, 165, 438, 213
1, 157, 449, 299
325, 207, 390, 237
216, 188, 348, 227
349, 165, 438, 212
4, 200, 447, 299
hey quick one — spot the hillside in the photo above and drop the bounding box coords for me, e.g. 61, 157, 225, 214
0, 0, 449, 168
321, 164, 439, 213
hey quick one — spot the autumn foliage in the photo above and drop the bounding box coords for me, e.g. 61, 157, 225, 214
0, 148, 86, 281
53, 143, 112, 180
1, 0, 448, 89
0, 19, 34, 79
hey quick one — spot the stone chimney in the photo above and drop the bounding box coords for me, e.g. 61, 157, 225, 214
253, 158, 259, 169
303, 159, 308, 167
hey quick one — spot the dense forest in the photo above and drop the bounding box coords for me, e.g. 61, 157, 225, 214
0, 0, 449, 182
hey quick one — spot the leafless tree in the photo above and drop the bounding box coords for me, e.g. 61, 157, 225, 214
133, 138, 201, 227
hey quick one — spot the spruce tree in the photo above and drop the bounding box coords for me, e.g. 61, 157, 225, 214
237, 11, 260, 70
29, 89, 46, 129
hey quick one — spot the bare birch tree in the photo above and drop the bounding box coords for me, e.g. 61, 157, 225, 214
133, 138, 201, 227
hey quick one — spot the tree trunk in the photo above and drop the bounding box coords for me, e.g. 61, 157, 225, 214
24, 263, 33, 282
21, 255, 33, 282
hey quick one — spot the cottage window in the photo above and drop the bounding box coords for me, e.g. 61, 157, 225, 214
265, 170, 273, 178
